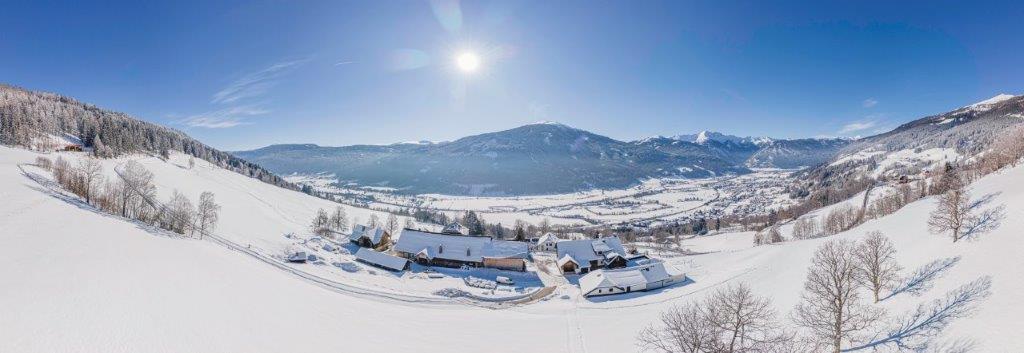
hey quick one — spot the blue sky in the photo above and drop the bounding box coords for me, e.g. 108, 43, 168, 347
2, 1, 1022, 150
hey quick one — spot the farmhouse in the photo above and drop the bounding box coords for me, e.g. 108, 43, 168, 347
578, 261, 684, 298
394, 229, 529, 271
533, 233, 561, 252
555, 236, 628, 274
354, 248, 409, 272
348, 225, 392, 251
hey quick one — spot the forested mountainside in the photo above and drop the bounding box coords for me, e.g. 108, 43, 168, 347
793, 94, 1023, 203
0, 84, 295, 190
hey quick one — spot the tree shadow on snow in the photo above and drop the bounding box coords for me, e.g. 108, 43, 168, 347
882, 256, 961, 301
845, 277, 992, 352
961, 193, 1006, 241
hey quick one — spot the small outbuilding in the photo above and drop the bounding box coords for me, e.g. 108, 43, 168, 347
441, 222, 468, 235
354, 248, 410, 272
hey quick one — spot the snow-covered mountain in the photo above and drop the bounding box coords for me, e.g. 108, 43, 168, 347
634, 132, 849, 170
236, 123, 752, 195
237, 126, 849, 195
799, 94, 1024, 192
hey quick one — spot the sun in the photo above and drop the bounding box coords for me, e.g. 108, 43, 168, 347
456, 51, 481, 73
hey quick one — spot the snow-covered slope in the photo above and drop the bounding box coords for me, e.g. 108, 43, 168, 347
3, 144, 1023, 352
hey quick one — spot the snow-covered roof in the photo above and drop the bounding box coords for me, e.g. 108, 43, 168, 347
354, 248, 408, 272
557, 254, 578, 268
441, 222, 468, 235
537, 233, 561, 245
579, 262, 674, 296
556, 237, 625, 267
394, 229, 528, 263
349, 225, 387, 244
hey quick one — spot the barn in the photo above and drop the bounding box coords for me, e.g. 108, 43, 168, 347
578, 261, 684, 298
394, 229, 529, 271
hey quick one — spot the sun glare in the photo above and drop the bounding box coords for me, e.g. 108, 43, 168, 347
456, 52, 481, 73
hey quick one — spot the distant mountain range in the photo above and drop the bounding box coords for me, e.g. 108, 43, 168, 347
234, 123, 850, 195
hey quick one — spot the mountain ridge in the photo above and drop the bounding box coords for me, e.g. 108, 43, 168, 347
235, 123, 850, 195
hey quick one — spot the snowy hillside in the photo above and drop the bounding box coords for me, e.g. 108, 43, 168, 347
3, 140, 1024, 351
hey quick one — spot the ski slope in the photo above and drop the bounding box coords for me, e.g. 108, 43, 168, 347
2, 145, 1023, 352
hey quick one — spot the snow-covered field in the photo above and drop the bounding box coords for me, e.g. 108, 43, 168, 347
288, 168, 798, 228
3, 145, 1024, 352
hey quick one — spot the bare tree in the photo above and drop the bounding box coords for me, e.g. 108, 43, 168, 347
639, 283, 790, 353
194, 191, 220, 239
538, 217, 551, 235
823, 204, 860, 235
119, 161, 156, 220
794, 239, 883, 353
928, 185, 971, 242
404, 217, 416, 230
188, 157, 196, 170
77, 157, 103, 204
368, 213, 381, 228
328, 206, 348, 234
161, 190, 194, 234
385, 213, 400, 236
792, 217, 821, 239
35, 156, 52, 170
707, 283, 792, 352
310, 208, 331, 237
638, 302, 721, 353
855, 231, 902, 303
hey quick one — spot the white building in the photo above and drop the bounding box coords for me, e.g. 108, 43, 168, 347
578, 261, 684, 298
555, 236, 627, 274
534, 233, 561, 252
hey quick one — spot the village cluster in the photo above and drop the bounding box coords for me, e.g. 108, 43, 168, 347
287, 221, 686, 299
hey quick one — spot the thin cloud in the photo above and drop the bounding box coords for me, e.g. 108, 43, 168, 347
211, 58, 309, 104
840, 120, 877, 134
334, 61, 356, 66
862, 98, 878, 108
178, 105, 269, 129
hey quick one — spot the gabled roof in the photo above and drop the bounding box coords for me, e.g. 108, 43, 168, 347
354, 248, 408, 271
349, 225, 387, 244
579, 262, 675, 296
557, 254, 579, 268
394, 229, 528, 263
537, 233, 561, 245
556, 237, 626, 266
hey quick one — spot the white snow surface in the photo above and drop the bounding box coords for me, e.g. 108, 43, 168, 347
968, 93, 1016, 111
3, 145, 1024, 352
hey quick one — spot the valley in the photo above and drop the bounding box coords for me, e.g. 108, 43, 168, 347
287, 168, 798, 227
